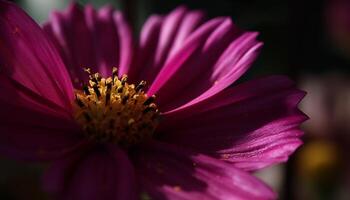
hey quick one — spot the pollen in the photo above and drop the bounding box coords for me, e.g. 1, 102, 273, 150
73, 67, 159, 147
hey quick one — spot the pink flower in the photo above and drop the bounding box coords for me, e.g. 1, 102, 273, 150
0, 1, 307, 199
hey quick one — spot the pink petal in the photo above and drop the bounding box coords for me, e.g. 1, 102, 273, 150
0, 113, 86, 161
161, 32, 262, 112
42, 148, 86, 194
0, 110, 85, 161
127, 14, 163, 82
152, 18, 240, 111
114, 11, 133, 77
186, 33, 262, 106
160, 76, 307, 171
165, 10, 205, 64
0, 74, 70, 119
141, 8, 263, 113
0, 1, 74, 111
151, 6, 187, 80
43, 145, 136, 200
44, 3, 133, 85
134, 141, 276, 200
139, 7, 262, 112
131, 7, 206, 84
147, 16, 227, 97
43, 4, 97, 86
0, 75, 85, 161
89, 5, 120, 76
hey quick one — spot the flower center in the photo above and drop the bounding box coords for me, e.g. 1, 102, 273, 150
73, 67, 159, 147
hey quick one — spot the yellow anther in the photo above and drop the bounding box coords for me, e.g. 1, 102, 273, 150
84, 67, 92, 74
73, 68, 160, 147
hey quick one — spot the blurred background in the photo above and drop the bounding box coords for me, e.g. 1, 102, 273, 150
1, 0, 350, 199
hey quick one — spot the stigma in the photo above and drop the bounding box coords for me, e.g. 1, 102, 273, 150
73, 67, 159, 147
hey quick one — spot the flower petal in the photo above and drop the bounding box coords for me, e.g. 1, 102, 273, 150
114, 11, 133, 76
0, 1, 74, 110
0, 74, 70, 119
134, 141, 276, 200
44, 3, 133, 85
156, 31, 262, 112
131, 7, 206, 84
0, 111, 85, 161
43, 145, 137, 200
43, 4, 97, 86
143, 7, 262, 112
167, 10, 205, 59
0, 85, 85, 161
0, 2, 83, 161
153, 6, 187, 69
127, 14, 163, 82
160, 76, 307, 171
146, 16, 228, 97
169, 32, 262, 112
150, 17, 242, 111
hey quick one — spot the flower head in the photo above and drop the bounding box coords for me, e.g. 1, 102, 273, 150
0, 1, 307, 199
73, 67, 159, 146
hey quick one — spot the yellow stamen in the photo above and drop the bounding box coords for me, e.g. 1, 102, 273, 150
74, 67, 159, 147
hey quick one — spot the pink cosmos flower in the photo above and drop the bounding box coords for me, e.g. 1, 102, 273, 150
0, 1, 307, 199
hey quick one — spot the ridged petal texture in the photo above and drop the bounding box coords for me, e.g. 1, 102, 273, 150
161, 76, 307, 171
42, 145, 136, 200
134, 141, 276, 200
43, 3, 133, 87
0, 1, 83, 161
0, 1, 307, 200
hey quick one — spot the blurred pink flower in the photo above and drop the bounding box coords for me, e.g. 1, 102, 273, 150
300, 73, 350, 136
0, 1, 307, 199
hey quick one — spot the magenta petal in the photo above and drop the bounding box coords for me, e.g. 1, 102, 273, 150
0, 1, 83, 161
132, 7, 206, 84
44, 145, 136, 200
161, 76, 307, 171
147, 17, 227, 97
152, 18, 240, 111
134, 141, 276, 200
114, 11, 133, 77
44, 3, 133, 83
0, 118, 85, 161
43, 3, 97, 86
0, 74, 71, 119
136, 6, 188, 84
152, 6, 187, 77
164, 32, 262, 113
0, 74, 84, 161
90, 5, 120, 76
165, 10, 205, 63
128, 14, 163, 82
0, 102, 85, 161
42, 149, 85, 194
141, 6, 262, 112
0, 1, 74, 110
